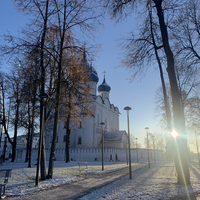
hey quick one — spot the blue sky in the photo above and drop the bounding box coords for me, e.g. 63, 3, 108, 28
0, 1, 165, 147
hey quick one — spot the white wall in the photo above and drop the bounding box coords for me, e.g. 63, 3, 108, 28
18, 148, 164, 163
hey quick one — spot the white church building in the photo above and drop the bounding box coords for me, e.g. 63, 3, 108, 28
4, 53, 164, 163
45, 53, 127, 150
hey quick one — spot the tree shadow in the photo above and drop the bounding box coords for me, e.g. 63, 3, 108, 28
172, 163, 200, 200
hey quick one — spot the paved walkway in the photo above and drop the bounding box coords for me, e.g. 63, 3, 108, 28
5, 163, 147, 200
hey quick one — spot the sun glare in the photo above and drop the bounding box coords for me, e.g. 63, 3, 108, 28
171, 130, 178, 138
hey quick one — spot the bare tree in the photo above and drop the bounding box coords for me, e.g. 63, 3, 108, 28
106, 0, 190, 185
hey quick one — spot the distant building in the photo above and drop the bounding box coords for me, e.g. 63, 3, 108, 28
6, 133, 40, 158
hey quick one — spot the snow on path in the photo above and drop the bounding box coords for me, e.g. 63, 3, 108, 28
0, 160, 127, 197
79, 162, 200, 200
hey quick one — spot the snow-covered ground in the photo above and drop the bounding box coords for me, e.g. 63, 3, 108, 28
1, 159, 200, 199
0, 159, 127, 197
80, 161, 200, 200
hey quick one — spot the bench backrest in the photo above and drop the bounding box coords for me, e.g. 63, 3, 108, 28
0, 169, 12, 184
77, 162, 87, 165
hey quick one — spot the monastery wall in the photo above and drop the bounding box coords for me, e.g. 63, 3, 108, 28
15, 148, 164, 163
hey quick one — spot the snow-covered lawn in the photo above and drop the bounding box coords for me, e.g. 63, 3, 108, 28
0, 160, 127, 197
2, 159, 200, 199
80, 161, 200, 200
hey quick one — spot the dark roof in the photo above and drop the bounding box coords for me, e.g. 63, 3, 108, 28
81, 51, 99, 83
104, 131, 127, 142
98, 77, 111, 92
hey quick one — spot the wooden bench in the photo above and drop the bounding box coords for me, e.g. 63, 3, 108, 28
0, 169, 12, 199
77, 162, 88, 175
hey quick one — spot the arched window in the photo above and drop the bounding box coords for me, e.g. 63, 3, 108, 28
77, 136, 82, 145
105, 117, 107, 128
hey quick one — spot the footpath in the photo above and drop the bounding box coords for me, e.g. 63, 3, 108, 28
5, 163, 146, 200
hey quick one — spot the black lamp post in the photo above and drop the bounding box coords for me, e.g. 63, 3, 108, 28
126, 133, 128, 165
124, 106, 132, 179
135, 138, 138, 163
100, 122, 105, 171
145, 127, 150, 168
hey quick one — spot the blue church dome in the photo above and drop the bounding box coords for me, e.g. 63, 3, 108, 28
82, 51, 99, 83
87, 65, 99, 83
98, 77, 111, 92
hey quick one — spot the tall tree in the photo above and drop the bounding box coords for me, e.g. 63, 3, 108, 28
106, 0, 190, 185
1, 68, 24, 162
61, 50, 94, 163
47, 0, 101, 178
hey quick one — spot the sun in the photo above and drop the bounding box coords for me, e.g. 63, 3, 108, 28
171, 130, 178, 138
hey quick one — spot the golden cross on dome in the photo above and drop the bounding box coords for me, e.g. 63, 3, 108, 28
103, 70, 106, 78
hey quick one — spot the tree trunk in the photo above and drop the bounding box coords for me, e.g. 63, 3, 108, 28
149, 7, 172, 132
28, 90, 36, 167
1, 82, 13, 160
12, 85, 20, 162
25, 127, 30, 162
40, 130, 46, 180
35, 0, 49, 186
25, 101, 31, 162
48, 0, 67, 178
154, 0, 190, 185
65, 114, 71, 163
28, 122, 33, 168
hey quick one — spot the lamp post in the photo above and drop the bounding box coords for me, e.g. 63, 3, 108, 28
145, 127, 150, 168
126, 134, 128, 165
152, 135, 156, 164
100, 122, 105, 171
135, 138, 138, 163
124, 106, 132, 179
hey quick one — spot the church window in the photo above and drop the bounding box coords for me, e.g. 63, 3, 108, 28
56, 136, 58, 143
105, 117, 107, 128
77, 136, 82, 144
63, 122, 66, 129
63, 135, 66, 142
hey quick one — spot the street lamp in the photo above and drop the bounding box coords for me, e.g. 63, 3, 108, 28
145, 127, 150, 168
135, 138, 138, 163
124, 106, 132, 179
100, 122, 105, 171
152, 135, 156, 164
